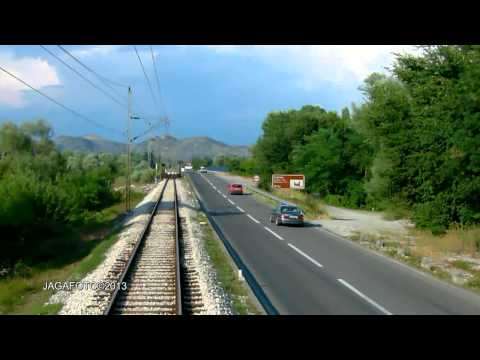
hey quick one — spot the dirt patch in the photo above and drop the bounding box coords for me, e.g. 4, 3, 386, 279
315, 205, 415, 238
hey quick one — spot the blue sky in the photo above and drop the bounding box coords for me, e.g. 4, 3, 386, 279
0, 45, 416, 146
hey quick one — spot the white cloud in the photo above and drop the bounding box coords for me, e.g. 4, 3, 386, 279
205, 45, 241, 54
70, 45, 126, 58
205, 45, 419, 89
0, 50, 60, 108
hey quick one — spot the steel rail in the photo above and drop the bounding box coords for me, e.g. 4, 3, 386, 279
104, 178, 170, 315
173, 177, 183, 315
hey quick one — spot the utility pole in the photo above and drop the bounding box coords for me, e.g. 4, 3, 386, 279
125, 86, 132, 212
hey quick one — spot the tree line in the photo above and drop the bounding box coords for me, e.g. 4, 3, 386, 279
0, 120, 160, 266
217, 46, 480, 234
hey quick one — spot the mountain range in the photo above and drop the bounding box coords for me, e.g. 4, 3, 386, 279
54, 134, 251, 161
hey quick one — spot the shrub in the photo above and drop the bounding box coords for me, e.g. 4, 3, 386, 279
412, 196, 451, 234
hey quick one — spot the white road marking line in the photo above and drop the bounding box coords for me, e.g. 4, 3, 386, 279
236, 206, 244, 212
315, 227, 429, 278
337, 279, 393, 315
287, 243, 323, 269
247, 214, 260, 224
222, 194, 227, 198
264, 227, 284, 241
228, 199, 235, 205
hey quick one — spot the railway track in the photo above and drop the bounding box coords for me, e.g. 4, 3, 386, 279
98, 176, 203, 315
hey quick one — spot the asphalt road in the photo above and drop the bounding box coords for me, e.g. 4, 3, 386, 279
187, 171, 480, 315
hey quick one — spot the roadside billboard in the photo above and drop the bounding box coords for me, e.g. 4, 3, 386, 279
271, 174, 305, 190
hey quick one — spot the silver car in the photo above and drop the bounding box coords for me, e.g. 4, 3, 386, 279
270, 204, 304, 226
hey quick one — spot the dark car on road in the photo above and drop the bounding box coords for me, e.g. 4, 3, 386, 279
270, 203, 304, 226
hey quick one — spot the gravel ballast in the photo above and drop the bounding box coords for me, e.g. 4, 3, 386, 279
50, 182, 166, 315
177, 179, 233, 314
48, 178, 233, 315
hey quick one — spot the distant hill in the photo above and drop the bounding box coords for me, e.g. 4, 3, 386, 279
54, 134, 251, 160
134, 135, 251, 161
55, 135, 126, 154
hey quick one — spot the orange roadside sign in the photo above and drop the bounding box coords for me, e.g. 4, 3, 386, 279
271, 174, 305, 189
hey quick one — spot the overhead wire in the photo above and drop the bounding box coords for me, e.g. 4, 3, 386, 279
55, 45, 152, 128
56, 45, 129, 101
133, 45, 162, 121
149, 45, 170, 132
0, 64, 122, 134
40, 45, 128, 110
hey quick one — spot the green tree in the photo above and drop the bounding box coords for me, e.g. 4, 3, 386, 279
353, 45, 480, 231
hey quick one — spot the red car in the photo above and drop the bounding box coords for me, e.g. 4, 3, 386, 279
228, 183, 243, 195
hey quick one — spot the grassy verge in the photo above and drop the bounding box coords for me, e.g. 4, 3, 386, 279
0, 190, 146, 315
182, 177, 263, 315
195, 212, 263, 315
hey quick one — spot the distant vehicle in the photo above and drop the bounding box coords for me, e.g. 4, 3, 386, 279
270, 204, 304, 226
228, 183, 243, 195
184, 165, 193, 171
199, 166, 208, 173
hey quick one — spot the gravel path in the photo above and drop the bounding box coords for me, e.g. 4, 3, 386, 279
314, 205, 414, 238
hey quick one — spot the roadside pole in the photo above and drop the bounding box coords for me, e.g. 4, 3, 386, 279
125, 87, 129, 212
126, 86, 132, 212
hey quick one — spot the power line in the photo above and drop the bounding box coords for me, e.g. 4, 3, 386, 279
150, 45, 171, 133
149, 46, 169, 117
132, 116, 168, 142
56, 45, 129, 102
133, 46, 161, 119
57, 45, 129, 88
57, 45, 154, 127
0, 64, 122, 134
40, 45, 128, 110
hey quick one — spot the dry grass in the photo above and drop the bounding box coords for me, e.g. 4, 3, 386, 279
347, 225, 480, 292
412, 226, 480, 257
